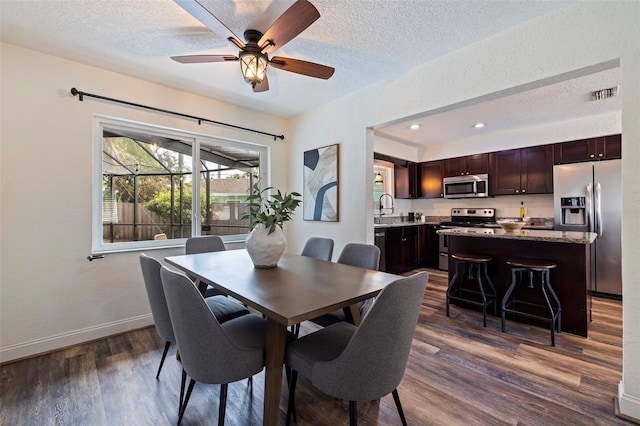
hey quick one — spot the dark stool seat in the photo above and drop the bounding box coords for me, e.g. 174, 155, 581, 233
501, 258, 562, 346
446, 253, 496, 327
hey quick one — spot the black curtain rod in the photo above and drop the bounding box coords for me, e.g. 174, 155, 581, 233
70, 87, 285, 141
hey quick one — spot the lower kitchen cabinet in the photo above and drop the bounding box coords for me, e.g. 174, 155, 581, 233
385, 226, 418, 273
424, 224, 440, 268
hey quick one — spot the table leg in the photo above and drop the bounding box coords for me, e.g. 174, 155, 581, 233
343, 304, 363, 326
194, 278, 208, 295
264, 318, 287, 426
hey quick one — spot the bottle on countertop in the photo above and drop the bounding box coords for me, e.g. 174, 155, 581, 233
519, 201, 526, 221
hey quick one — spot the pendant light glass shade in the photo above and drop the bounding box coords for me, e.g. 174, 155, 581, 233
240, 52, 268, 87
375, 172, 384, 183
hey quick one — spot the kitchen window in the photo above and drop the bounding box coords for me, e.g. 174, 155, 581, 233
373, 161, 394, 214
93, 116, 268, 253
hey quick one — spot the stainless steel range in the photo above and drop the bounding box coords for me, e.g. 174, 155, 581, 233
438, 208, 496, 271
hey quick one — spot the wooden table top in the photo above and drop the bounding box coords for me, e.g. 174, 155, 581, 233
165, 250, 401, 326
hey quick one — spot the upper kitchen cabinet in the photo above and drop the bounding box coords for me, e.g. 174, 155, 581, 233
490, 145, 553, 195
374, 153, 420, 199
554, 134, 621, 164
394, 161, 419, 199
444, 153, 489, 177
419, 160, 444, 198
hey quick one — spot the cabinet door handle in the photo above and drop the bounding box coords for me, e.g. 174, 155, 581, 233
466, 171, 470, 175
515, 189, 520, 193
522, 189, 526, 193
598, 153, 604, 157
590, 154, 595, 158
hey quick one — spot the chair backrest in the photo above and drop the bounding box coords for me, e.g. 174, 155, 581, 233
160, 266, 264, 384
300, 237, 334, 261
139, 253, 175, 343
185, 235, 226, 254
337, 243, 380, 270
311, 271, 428, 401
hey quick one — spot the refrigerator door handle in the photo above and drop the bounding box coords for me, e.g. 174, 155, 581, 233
595, 182, 603, 237
586, 182, 593, 233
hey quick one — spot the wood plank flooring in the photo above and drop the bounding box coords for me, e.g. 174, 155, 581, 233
0, 268, 630, 425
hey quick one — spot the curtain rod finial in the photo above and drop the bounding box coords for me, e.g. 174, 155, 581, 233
70, 87, 83, 101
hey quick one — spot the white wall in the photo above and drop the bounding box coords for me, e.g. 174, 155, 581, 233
0, 43, 290, 361
287, 1, 640, 420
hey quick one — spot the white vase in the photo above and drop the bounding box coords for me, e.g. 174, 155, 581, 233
245, 223, 287, 268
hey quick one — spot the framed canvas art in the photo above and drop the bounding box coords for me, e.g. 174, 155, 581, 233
303, 143, 339, 221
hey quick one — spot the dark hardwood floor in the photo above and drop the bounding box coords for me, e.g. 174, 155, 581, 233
0, 268, 630, 425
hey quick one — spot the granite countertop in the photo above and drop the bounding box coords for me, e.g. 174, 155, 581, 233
374, 221, 441, 228
436, 227, 597, 244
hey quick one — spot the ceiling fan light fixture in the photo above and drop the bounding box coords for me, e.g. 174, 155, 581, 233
240, 51, 268, 87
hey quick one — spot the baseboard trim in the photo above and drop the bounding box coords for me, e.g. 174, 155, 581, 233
618, 382, 640, 423
0, 314, 153, 364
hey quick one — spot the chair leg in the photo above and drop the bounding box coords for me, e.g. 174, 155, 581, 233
349, 401, 357, 426
178, 378, 196, 425
179, 368, 187, 416
156, 341, 171, 379
286, 370, 298, 426
219, 383, 228, 426
392, 389, 408, 426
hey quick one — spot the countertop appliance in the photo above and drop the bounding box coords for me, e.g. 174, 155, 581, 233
553, 159, 622, 297
443, 174, 489, 199
438, 208, 496, 270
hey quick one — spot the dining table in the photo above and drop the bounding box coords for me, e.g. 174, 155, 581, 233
164, 249, 401, 426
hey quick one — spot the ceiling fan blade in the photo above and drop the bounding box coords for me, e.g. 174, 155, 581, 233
171, 55, 238, 64
258, 0, 320, 54
174, 0, 244, 48
270, 56, 334, 79
253, 75, 270, 93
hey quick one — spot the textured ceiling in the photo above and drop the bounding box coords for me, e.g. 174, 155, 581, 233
1, 0, 575, 121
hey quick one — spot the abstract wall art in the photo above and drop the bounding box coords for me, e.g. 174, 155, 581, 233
303, 143, 339, 221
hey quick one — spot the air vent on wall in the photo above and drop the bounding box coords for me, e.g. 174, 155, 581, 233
592, 85, 619, 101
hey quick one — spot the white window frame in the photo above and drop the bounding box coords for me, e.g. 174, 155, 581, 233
92, 115, 269, 254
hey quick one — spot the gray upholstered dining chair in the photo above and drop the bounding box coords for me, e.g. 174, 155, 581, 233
285, 271, 428, 426
160, 266, 269, 425
289, 237, 336, 335
185, 235, 227, 297
139, 253, 249, 378
309, 243, 381, 327
300, 237, 334, 261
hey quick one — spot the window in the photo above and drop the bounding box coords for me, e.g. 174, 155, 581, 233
373, 160, 394, 213
93, 116, 268, 253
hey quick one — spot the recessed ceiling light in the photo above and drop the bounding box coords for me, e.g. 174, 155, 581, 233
473, 122, 486, 128
409, 124, 421, 130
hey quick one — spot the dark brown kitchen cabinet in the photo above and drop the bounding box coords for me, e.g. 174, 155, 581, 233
385, 226, 418, 273
394, 161, 419, 199
444, 153, 489, 177
419, 160, 444, 198
490, 145, 553, 195
554, 134, 621, 164
424, 224, 440, 269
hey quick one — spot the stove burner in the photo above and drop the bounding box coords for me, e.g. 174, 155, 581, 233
440, 207, 496, 228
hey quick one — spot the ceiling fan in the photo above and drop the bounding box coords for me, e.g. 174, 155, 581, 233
171, 0, 335, 92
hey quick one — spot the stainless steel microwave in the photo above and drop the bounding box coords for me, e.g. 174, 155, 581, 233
443, 174, 489, 198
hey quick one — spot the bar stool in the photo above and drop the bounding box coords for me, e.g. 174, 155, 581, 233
446, 253, 497, 327
501, 259, 562, 346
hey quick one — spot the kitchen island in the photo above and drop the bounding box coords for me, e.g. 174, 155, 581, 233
437, 227, 597, 337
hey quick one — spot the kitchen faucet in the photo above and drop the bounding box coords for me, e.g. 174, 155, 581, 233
378, 193, 394, 218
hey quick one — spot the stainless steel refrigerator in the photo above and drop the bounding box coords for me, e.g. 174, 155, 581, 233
553, 159, 622, 296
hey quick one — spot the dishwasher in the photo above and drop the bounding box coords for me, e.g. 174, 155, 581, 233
374, 229, 386, 272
